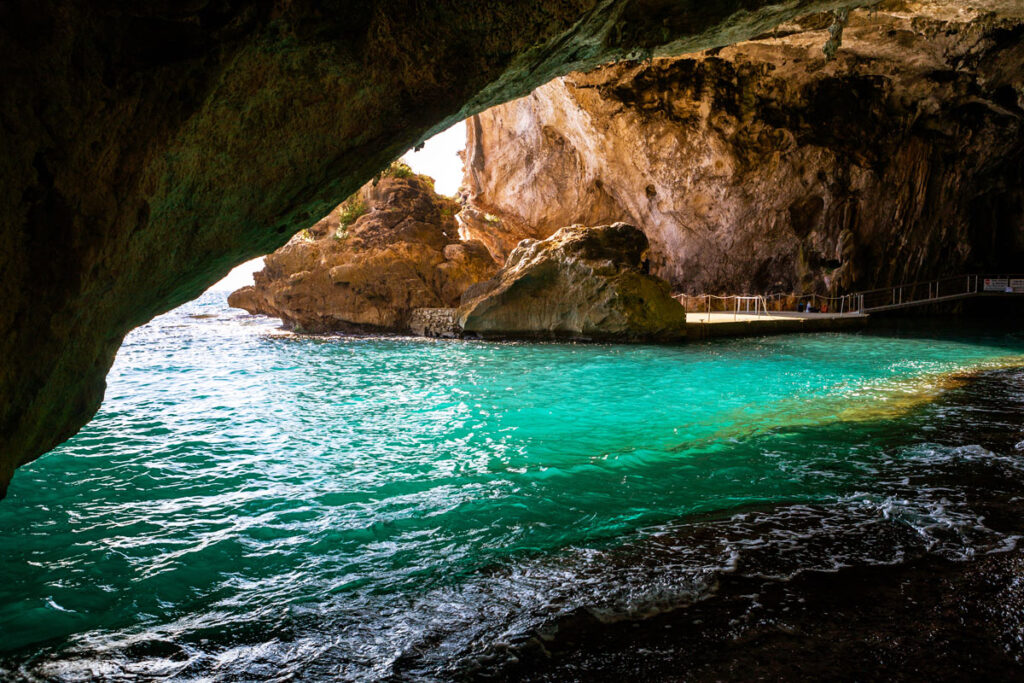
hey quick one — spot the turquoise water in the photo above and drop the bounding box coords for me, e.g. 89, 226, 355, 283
2, 292, 1024, 679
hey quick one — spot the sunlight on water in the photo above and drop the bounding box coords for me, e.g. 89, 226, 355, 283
1, 292, 1023, 679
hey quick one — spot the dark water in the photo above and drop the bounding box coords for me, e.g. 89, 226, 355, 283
1, 293, 1023, 680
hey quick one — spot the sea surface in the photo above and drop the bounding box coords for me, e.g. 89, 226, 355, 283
2, 292, 1024, 680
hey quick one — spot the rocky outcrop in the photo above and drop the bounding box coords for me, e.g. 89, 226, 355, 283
7, 0, 872, 494
461, 0, 1024, 295
457, 223, 687, 341
229, 174, 497, 333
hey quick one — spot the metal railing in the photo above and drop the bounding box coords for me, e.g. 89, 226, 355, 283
675, 274, 1023, 318
762, 292, 857, 314
854, 274, 1024, 312
675, 294, 772, 321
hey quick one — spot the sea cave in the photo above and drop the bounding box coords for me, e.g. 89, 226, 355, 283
2, 0, 1024, 679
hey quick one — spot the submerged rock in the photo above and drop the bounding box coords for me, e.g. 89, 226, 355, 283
230, 174, 498, 333
457, 223, 686, 341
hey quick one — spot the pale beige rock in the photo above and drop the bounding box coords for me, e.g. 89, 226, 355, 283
458, 223, 687, 341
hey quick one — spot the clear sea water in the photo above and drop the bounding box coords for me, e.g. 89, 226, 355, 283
2, 292, 1024, 680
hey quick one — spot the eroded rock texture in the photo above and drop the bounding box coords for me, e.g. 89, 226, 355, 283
228, 175, 497, 332
0, 0, 871, 495
461, 0, 1024, 294
458, 223, 687, 341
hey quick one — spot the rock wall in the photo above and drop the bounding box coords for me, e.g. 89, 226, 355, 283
229, 174, 497, 333
408, 309, 459, 338
2, 0, 868, 494
461, 0, 1024, 295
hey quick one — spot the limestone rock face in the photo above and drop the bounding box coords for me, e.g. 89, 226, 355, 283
462, 0, 1024, 294
4, 0, 868, 495
457, 223, 687, 341
229, 176, 498, 333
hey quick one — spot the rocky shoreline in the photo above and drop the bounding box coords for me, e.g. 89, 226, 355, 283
230, 178, 690, 342
483, 545, 1024, 681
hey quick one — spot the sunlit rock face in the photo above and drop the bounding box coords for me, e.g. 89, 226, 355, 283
458, 223, 687, 341
229, 175, 497, 333
1, 0, 876, 494
462, 0, 1024, 294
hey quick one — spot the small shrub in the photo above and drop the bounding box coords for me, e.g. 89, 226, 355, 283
382, 159, 414, 179
338, 196, 367, 229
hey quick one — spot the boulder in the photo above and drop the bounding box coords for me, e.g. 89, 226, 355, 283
457, 223, 686, 341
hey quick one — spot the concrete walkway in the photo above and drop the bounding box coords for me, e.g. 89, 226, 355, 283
686, 311, 869, 339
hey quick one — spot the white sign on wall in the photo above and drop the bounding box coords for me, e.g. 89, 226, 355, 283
984, 278, 1009, 291
1011, 279, 1024, 293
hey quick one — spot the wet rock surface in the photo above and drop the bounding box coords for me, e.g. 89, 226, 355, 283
458, 223, 687, 341
489, 549, 1024, 682
462, 0, 1024, 295
229, 176, 497, 333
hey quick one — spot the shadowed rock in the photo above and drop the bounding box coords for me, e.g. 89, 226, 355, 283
458, 223, 687, 341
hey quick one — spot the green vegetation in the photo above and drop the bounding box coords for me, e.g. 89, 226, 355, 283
381, 159, 414, 179
334, 195, 368, 241
338, 196, 367, 229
